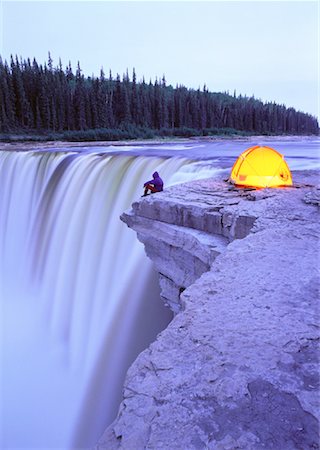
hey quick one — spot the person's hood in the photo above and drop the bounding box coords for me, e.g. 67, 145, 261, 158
153, 171, 159, 178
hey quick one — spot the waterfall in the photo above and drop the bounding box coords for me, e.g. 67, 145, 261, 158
0, 150, 219, 449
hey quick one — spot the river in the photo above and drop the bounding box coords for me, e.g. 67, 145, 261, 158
0, 137, 318, 449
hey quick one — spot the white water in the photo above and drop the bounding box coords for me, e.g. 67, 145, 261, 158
2, 138, 316, 449
0, 151, 222, 449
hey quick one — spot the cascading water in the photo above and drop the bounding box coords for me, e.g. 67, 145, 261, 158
0, 150, 221, 449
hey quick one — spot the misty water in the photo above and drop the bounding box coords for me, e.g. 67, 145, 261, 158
0, 137, 318, 449
63, 136, 320, 169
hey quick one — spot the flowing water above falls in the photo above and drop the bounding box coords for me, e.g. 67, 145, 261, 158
0, 150, 222, 449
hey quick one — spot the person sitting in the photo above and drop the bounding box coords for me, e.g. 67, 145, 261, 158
142, 171, 164, 196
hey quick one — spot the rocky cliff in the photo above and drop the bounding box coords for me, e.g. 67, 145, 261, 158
96, 171, 319, 450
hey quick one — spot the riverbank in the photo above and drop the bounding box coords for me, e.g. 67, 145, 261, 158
96, 170, 319, 449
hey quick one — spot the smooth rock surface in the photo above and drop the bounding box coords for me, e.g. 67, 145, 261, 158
96, 171, 319, 450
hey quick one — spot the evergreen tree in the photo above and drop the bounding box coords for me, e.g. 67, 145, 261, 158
74, 61, 86, 130
130, 68, 141, 124
10, 56, 32, 127
0, 58, 15, 130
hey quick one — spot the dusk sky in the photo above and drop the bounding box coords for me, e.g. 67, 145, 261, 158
1, 1, 319, 120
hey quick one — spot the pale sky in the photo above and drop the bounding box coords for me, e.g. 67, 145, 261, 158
1, 1, 319, 120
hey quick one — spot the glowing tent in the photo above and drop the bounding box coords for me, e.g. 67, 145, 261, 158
230, 146, 292, 188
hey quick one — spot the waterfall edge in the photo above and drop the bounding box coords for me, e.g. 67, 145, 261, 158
96, 171, 320, 450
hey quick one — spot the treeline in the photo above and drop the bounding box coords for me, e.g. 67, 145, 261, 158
0, 55, 318, 140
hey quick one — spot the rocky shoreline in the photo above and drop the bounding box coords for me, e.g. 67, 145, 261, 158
96, 170, 319, 450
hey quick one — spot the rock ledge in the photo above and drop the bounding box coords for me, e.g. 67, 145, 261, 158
96, 171, 319, 450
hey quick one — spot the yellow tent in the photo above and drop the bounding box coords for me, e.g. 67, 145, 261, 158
230, 146, 292, 188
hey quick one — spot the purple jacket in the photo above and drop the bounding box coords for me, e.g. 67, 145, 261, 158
144, 171, 164, 191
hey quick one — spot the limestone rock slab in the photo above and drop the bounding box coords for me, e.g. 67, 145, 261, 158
96, 171, 320, 450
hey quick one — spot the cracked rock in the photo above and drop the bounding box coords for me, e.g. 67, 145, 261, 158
96, 170, 319, 450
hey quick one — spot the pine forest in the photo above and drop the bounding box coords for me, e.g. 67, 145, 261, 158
0, 55, 318, 141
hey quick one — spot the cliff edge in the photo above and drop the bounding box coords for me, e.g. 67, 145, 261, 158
96, 171, 319, 450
